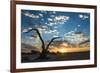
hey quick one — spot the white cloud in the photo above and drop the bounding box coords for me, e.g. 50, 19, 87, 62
54, 26, 58, 28
44, 29, 60, 38
47, 15, 70, 26
55, 16, 69, 21
22, 29, 28, 33
39, 13, 43, 17
54, 31, 59, 36
53, 35, 59, 37
49, 29, 57, 33
40, 11, 47, 14
22, 27, 34, 33
41, 19, 44, 21
77, 24, 81, 27
48, 18, 53, 22
69, 31, 75, 34
28, 27, 32, 30
74, 28, 77, 31
42, 25, 48, 29
45, 22, 48, 25
23, 12, 39, 19
44, 29, 58, 34
47, 23, 55, 26
79, 14, 83, 18
50, 15, 55, 17
44, 31, 49, 34
85, 15, 88, 18
35, 25, 48, 30
38, 28, 46, 31
64, 31, 75, 36
28, 36, 34, 40
52, 11, 56, 14
79, 14, 89, 20
64, 32, 89, 44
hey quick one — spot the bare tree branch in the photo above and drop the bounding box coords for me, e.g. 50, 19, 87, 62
46, 37, 61, 51
23, 28, 33, 33
33, 29, 45, 50
24, 28, 45, 50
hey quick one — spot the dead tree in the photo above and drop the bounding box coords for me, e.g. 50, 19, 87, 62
34, 29, 61, 59
25, 28, 61, 59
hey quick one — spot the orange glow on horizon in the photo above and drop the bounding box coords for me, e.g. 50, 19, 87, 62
49, 46, 89, 54
59, 47, 68, 53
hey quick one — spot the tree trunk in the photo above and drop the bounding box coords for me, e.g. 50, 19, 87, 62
39, 50, 47, 59
33, 29, 61, 59
38, 45, 48, 59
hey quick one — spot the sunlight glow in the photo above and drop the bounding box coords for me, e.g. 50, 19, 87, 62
49, 46, 89, 54
59, 47, 67, 53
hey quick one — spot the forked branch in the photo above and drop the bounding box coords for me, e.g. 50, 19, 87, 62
46, 37, 61, 51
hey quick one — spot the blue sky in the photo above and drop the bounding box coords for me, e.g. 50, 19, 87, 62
21, 10, 90, 45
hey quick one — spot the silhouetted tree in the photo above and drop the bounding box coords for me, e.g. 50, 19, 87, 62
25, 28, 61, 59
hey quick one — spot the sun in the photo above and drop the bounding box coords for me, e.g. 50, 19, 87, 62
59, 48, 67, 53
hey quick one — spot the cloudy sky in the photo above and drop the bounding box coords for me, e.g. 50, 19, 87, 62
21, 10, 90, 46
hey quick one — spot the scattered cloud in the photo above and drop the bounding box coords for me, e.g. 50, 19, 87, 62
41, 19, 44, 21
42, 25, 48, 29
44, 29, 58, 34
47, 23, 55, 26
40, 11, 47, 14
52, 11, 56, 14
48, 29, 57, 33
64, 31, 89, 44
37, 28, 46, 32
44, 29, 60, 38
39, 13, 43, 17
53, 35, 59, 37
48, 18, 54, 22
34, 25, 48, 30
54, 26, 58, 28
22, 28, 28, 33
28, 27, 33, 30
50, 15, 55, 17
69, 31, 75, 34
55, 16, 69, 21
77, 24, 81, 27
45, 22, 48, 25
79, 14, 89, 20
22, 12, 39, 19
74, 28, 77, 31
47, 15, 70, 26
28, 36, 34, 40
54, 31, 59, 36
